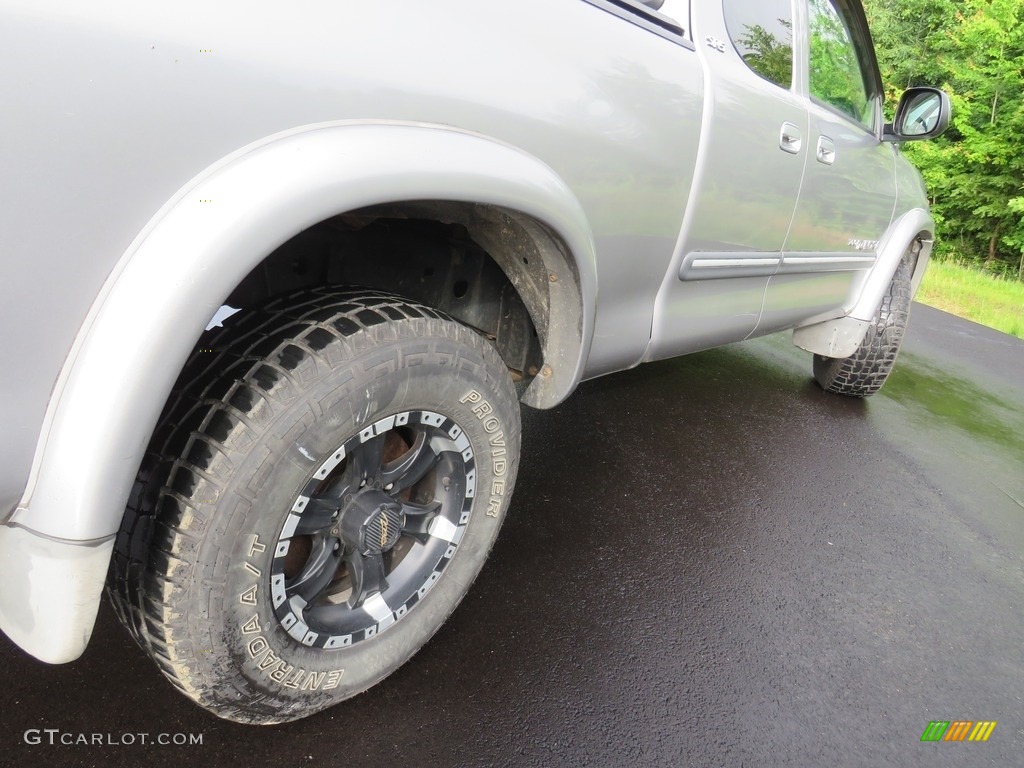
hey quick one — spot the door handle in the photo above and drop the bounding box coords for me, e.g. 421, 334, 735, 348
780, 122, 802, 154
817, 136, 836, 165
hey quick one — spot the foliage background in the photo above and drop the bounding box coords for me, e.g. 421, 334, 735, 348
864, 0, 1024, 280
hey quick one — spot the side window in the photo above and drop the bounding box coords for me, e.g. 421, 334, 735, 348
807, 0, 874, 127
723, 0, 794, 89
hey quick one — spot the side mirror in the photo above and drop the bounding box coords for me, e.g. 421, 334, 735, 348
883, 87, 951, 142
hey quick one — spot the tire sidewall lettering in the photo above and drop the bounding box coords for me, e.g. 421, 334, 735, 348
216, 373, 518, 700
460, 389, 510, 518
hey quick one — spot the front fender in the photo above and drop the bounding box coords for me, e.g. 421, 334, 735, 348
793, 208, 934, 358
848, 207, 934, 322
14, 121, 597, 546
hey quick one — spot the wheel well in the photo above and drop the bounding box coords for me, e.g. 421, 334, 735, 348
908, 232, 930, 294
224, 201, 569, 384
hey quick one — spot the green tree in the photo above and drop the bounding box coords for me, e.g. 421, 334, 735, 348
865, 0, 1024, 279
864, 0, 956, 98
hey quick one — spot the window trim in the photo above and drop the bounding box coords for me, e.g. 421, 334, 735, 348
581, 0, 696, 50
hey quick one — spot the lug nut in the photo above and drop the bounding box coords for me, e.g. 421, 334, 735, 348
384, 483, 394, 491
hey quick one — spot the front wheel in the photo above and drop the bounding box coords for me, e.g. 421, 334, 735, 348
107, 289, 521, 724
813, 248, 915, 397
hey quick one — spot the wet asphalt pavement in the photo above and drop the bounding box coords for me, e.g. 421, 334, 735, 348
2, 303, 1022, 768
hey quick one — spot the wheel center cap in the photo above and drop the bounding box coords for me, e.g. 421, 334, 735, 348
338, 490, 405, 556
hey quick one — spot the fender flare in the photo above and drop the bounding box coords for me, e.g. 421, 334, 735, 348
14, 120, 597, 542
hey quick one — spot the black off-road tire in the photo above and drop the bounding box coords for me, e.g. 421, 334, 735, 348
813, 249, 915, 397
107, 288, 521, 724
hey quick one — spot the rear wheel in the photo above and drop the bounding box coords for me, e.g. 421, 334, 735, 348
107, 289, 521, 724
813, 248, 915, 397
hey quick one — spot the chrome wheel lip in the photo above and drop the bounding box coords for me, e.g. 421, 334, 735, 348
269, 409, 476, 650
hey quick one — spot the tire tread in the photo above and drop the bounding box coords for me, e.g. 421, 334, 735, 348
107, 288, 512, 718
813, 249, 915, 397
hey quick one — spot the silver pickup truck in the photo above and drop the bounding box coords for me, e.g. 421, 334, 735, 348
0, 0, 947, 723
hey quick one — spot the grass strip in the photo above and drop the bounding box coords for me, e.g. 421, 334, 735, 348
916, 259, 1024, 340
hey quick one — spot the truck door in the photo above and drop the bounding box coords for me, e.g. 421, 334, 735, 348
755, 0, 897, 334
648, 0, 807, 361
